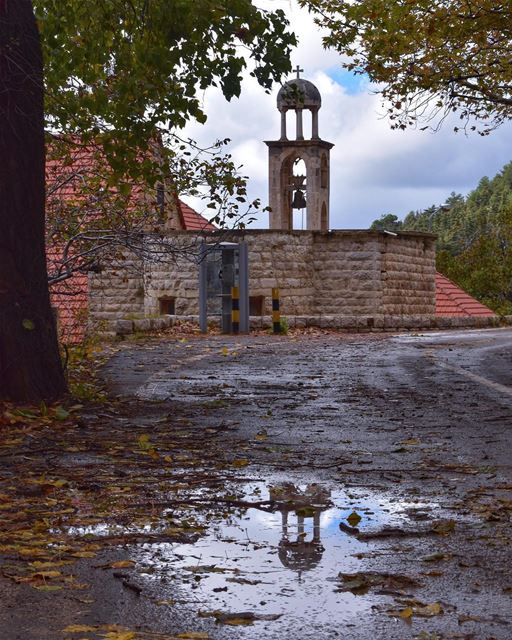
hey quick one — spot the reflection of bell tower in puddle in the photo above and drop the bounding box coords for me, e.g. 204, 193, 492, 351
270, 483, 331, 579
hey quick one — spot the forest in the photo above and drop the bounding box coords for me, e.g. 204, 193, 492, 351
371, 162, 512, 315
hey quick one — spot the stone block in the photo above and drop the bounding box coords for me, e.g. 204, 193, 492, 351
115, 319, 134, 335
249, 316, 263, 330
133, 318, 151, 332
319, 316, 336, 328
150, 316, 172, 330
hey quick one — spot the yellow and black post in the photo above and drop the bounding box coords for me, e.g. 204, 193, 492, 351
231, 286, 240, 334
272, 287, 281, 334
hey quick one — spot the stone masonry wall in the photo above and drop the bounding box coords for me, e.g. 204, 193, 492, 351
143, 242, 201, 317
88, 230, 437, 329
88, 257, 145, 330
380, 235, 436, 315
312, 233, 381, 316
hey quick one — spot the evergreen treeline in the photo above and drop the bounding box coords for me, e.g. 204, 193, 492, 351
370, 162, 512, 314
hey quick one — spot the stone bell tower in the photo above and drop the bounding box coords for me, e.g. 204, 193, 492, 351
266, 67, 334, 231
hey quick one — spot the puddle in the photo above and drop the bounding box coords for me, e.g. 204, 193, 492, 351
125, 482, 447, 637
57, 478, 465, 636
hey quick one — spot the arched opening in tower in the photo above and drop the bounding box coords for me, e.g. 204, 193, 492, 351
291, 158, 307, 229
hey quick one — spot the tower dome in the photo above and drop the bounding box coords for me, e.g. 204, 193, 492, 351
277, 78, 322, 112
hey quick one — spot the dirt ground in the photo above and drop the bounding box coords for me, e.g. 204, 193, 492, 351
1, 327, 512, 640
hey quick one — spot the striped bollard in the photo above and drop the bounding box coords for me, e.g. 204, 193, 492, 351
231, 286, 240, 334
272, 287, 281, 334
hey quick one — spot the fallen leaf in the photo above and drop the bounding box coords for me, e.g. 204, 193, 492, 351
459, 614, 483, 624
137, 434, 152, 451
54, 406, 70, 421
32, 570, 61, 579
414, 602, 443, 617
399, 607, 413, 619
347, 511, 362, 527
422, 552, 451, 563
232, 459, 249, 468
72, 551, 97, 558
109, 560, 135, 569
198, 611, 281, 625
102, 632, 136, 640
431, 519, 456, 535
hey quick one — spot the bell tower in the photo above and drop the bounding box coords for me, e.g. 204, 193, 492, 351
266, 67, 334, 231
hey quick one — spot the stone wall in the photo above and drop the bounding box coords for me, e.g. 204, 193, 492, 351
381, 235, 436, 315
312, 232, 381, 316
88, 257, 145, 330
88, 230, 436, 330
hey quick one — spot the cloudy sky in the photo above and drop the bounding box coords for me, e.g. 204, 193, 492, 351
182, 0, 512, 230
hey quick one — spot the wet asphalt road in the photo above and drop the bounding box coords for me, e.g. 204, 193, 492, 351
100, 327, 512, 639
108, 327, 512, 486
3, 328, 512, 640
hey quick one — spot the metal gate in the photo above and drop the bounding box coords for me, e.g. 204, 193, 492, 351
198, 241, 249, 333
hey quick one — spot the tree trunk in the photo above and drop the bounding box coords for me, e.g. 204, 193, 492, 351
0, 0, 66, 401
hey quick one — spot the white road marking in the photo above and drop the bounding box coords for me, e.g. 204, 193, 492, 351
435, 358, 512, 399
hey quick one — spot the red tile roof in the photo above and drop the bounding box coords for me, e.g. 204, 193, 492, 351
50, 279, 89, 344
178, 200, 216, 231
47, 245, 89, 344
435, 272, 496, 317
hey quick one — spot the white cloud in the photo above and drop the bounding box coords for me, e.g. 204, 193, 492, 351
181, 1, 512, 229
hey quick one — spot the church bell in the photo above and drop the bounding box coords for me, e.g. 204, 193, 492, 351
292, 189, 307, 210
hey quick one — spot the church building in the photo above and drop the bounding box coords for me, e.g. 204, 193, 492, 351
48, 72, 497, 341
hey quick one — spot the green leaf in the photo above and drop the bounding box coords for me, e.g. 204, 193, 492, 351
54, 406, 70, 421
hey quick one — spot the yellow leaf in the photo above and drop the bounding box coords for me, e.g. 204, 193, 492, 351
43, 478, 68, 488
177, 633, 210, 639
232, 458, 249, 468
138, 434, 152, 450
72, 551, 97, 558
30, 561, 68, 569
102, 632, 136, 640
33, 584, 62, 591
415, 602, 443, 617
63, 625, 97, 633
347, 511, 362, 527
399, 607, 413, 619
32, 570, 61, 578
221, 347, 229, 356
222, 618, 253, 626
109, 560, 135, 569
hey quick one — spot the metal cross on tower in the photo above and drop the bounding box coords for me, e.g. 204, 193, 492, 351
294, 65, 304, 79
